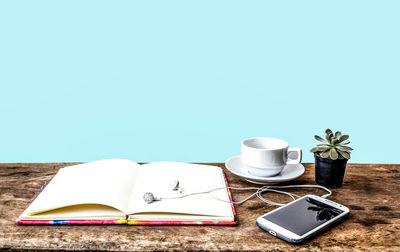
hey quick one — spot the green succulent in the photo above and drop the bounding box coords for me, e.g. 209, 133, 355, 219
310, 129, 353, 160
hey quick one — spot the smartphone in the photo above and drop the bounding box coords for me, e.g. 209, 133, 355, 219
256, 195, 350, 244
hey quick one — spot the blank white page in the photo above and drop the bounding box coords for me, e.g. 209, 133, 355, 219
128, 162, 234, 218
26, 159, 140, 215
20, 204, 126, 220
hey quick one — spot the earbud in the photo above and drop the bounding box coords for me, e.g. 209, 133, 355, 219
171, 179, 179, 190
143, 192, 160, 204
171, 179, 183, 194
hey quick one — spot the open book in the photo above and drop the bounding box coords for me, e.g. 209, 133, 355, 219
17, 159, 237, 225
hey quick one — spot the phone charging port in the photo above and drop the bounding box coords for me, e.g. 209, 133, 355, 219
269, 230, 277, 236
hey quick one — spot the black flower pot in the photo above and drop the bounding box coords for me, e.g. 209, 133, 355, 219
314, 153, 348, 188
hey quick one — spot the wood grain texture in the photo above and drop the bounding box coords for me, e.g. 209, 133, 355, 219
1, 162, 399, 251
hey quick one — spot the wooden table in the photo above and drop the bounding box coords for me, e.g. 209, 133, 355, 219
1, 163, 399, 251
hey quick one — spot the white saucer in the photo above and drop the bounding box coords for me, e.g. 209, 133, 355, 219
225, 155, 305, 184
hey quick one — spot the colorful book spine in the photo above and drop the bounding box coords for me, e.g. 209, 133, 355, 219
16, 219, 127, 225
128, 220, 237, 225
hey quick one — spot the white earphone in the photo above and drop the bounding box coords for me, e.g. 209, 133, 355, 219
143, 180, 332, 206
171, 179, 183, 194
143, 192, 161, 204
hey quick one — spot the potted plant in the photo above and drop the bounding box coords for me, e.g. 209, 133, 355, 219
310, 129, 353, 188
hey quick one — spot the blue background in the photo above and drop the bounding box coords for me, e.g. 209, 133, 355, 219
0, 1, 399, 163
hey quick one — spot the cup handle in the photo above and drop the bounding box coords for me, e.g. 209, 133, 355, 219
287, 148, 302, 164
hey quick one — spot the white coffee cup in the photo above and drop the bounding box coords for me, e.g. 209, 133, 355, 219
241, 137, 302, 177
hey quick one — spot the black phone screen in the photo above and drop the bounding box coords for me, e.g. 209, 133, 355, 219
262, 197, 344, 236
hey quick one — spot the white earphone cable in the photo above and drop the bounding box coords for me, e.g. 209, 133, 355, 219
159, 184, 332, 206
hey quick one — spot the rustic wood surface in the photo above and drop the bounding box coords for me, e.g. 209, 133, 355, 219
0, 162, 399, 251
